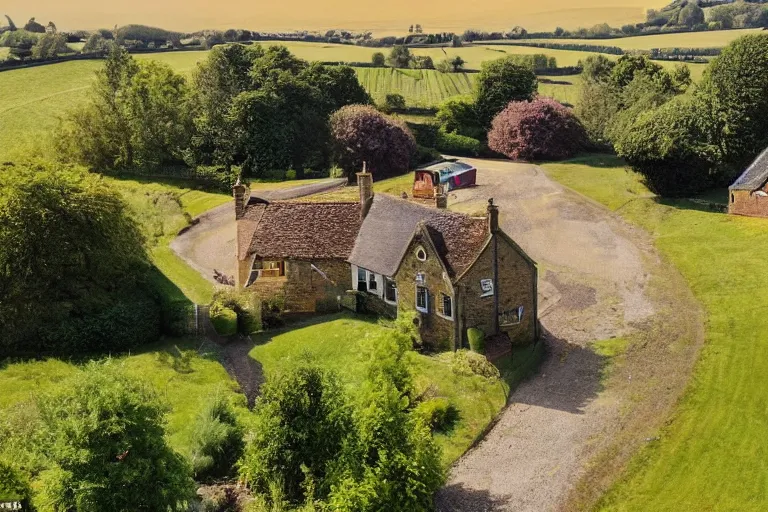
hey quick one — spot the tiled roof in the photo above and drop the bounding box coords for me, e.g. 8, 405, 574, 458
239, 200, 361, 261
731, 147, 768, 191
348, 195, 489, 278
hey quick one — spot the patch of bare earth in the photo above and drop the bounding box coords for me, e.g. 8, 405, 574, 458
435, 159, 704, 511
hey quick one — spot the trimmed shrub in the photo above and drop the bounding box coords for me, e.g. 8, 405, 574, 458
467, 327, 485, 354
413, 398, 459, 433
189, 393, 244, 481
330, 104, 417, 182
488, 98, 589, 161
441, 350, 500, 380
210, 302, 238, 336
435, 129, 482, 157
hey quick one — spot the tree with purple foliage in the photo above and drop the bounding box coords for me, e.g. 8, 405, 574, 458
330, 105, 416, 182
487, 98, 588, 161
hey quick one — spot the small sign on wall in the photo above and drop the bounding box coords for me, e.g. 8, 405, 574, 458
499, 306, 524, 326
480, 279, 494, 297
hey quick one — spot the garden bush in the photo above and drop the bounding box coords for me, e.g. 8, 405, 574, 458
413, 398, 459, 433
488, 98, 589, 161
0, 461, 32, 510
441, 350, 500, 380
210, 302, 238, 336
435, 128, 482, 157
213, 289, 262, 334
330, 104, 416, 182
189, 393, 244, 481
467, 327, 485, 354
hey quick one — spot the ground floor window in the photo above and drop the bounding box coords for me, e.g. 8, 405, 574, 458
499, 306, 524, 326
385, 278, 397, 303
439, 293, 453, 320
368, 271, 378, 291
357, 267, 367, 292
416, 286, 429, 313
262, 261, 285, 278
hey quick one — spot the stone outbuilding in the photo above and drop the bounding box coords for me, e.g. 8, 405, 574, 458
729, 148, 768, 217
234, 170, 539, 351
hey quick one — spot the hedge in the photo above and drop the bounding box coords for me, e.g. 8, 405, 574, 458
209, 303, 238, 337
468, 327, 485, 354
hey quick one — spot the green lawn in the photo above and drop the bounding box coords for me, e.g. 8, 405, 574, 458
0, 338, 246, 459
355, 67, 475, 107
249, 313, 540, 465
301, 172, 414, 202
543, 155, 768, 511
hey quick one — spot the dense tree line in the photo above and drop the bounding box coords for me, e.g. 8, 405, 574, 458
58, 44, 382, 180
577, 34, 768, 196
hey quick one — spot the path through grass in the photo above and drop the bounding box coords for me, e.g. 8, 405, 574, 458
544, 155, 768, 511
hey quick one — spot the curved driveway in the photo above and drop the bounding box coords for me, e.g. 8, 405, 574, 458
436, 159, 700, 511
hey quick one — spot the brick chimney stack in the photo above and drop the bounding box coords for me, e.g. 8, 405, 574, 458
434, 184, 448, 209
233, 177, 247, 220
487, 198, 499, 234
357, 162, 374, 220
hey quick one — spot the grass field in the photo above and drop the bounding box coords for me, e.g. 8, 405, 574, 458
0, 338, 246, 459
543, 157, 768, 510
248, 313, 542, 465
527, 28, 761, 50
355, 67, 474, 106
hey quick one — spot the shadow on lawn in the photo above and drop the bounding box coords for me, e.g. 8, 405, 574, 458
435, 482, 512, 512
504, 329, 605, 416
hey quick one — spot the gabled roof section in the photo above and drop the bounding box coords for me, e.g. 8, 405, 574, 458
731, 147, 768, 191
239, 201, 361, 261
348, 194, 488, 278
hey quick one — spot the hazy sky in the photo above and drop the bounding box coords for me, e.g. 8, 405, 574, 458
4, 1, 668, 33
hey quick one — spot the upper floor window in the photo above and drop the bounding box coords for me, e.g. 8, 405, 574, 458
415, 246, 427, 262
416, 286, 429, 313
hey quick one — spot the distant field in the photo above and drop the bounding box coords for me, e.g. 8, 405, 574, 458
526, 28, 761, 50
355, 67, 474, 106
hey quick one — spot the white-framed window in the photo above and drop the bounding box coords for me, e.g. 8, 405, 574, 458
357, 267, 367, 292
385, 278, 398, 304
368, 271, 378, 291
415, 245, 428, 261
416, 286, 429, 313
439, 293, 453, 320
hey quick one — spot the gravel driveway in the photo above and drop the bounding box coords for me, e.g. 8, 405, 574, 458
435, 159, 700, 511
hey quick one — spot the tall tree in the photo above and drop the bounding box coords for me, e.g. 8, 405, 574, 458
474, 56, 538, 127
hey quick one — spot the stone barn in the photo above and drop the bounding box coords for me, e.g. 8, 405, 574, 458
729, 148, 768, 218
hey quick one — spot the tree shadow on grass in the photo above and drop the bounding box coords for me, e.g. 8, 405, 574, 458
653, 188, 729, 215
435, 483, 512, 512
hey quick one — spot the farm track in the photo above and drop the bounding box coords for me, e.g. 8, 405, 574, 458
436, 159, 703, 511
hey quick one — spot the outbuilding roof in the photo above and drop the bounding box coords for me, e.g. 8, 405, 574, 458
731, 147, 768, 191
347, 194, 488, 278
239, 200, 361, 261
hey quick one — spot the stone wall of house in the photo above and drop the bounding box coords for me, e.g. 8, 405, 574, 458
395, 233, 456, 351
247, 259, 351, 313
729, 189, 768, 218
458, 235, 536, 346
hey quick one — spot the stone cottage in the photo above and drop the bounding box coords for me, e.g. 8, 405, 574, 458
234, 170, 538, 350
729, 148, 768, 217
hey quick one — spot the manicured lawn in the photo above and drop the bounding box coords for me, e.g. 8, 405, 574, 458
249, 313, 539, 465
0, 338, 245, 458
543, 155, 768, 510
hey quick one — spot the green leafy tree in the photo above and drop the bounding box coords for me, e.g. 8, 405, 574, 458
387, 45, 412, 68
0, 160, 156, 354
239, 366, 352, 504
614, 95, 719, 196
34, 362, 194, 511
697, 33, 768, 173
436, 96, 483, 139
679, 2, 705, 28
580, 54, 615, 83
58, 44, 190, 170
31, 32, 70, 58
474, 56, 538, 127
371, 51, 385, 66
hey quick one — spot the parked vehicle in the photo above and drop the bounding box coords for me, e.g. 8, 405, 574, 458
413, 160, 477, 198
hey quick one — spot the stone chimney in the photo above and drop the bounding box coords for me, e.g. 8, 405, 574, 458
434, 184, 448, 209
357, 162, 374, 220
233, 177, 247, 220
487, 198, 499, 234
